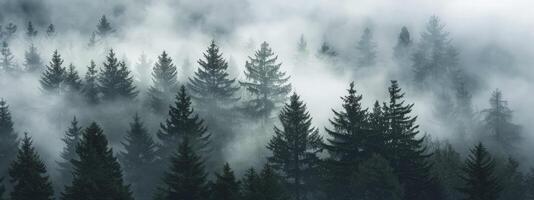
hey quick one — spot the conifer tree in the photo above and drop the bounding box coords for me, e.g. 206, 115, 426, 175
297, 34, 308, 53
157, 86, 209, 161
64, 64, 82, 92
98, 49, 138, 101
188, 40, 240, 107
24, 44, 43, 73
210, 163, 240, 200
9, 133, 54, 200
241, 168, 262, 200
525, 169, 534, 200
156, 138, 208, 200
119, 114, 158, 200
430, 142, 463, 200
267, 93, 322, 200
356, 28, 377, 67
2, 23, 17, 41
46, 24, 55, 38
0, 178, 4, 200
384, 80, 434, 200
134, 53, 152, 86
40, 50, 66, 94
0, 99, 18, 180
96, 15, 114, 38
354, 154, 403, 200
0, 41, 16, 73
148, 51, 179, 113
62, 122, 133, 200
56, 117, 82, 191
82, 61, 100, 104
259, 164, 289, 200
25, 21, 38, 39
498, 158, 525, 200
482, 89, 521, 150
458, 143, 501, 200
393, 26, 413, 63
317, 40, 337, 58
240, 42, 292, 120
87, 32, 97, 47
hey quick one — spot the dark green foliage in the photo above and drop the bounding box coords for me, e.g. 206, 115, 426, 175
353, 154, 403, 200
24, 44, 43, 73
267, 93, 322, 200
0, 178, 5, 200
9, 133, 54, 200
96, 15, 114, 38
156, 138, 208, 200
241, 165, 288, 200
82, 61, 100, 104
317, 40, 337, 58
46, 24, 55, 38
56, 117, 83, 191
188, 40, 240, 106
241, 168, 262, 200
497, 158, 525, 200
25, 21, 38, 39
240, 42, 291, 120
393, 26, 413, 63
61, 122, 133, 200
210, 163, 240, 200
148, 51, 179, 114
98, 49, 138, 101
430, 142, 463, 200
157, 86, 209, 161
64, 64, 82, 92
526, 169, 534, 200
356, 28, 377, 67
119, 114, 158, 200
0, 99, 18, 180
458, 143, 501, 200
40, 50, 66, 94
482, 89, 521, 151
0, 41, 16, 73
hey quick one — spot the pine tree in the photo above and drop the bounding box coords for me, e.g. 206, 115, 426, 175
458, 143, 501, 200
98, 49, 138, 101
2, 23, 17, 41
119, 114, 158, 200
210, 163, 240, 200
56, 117, 83, 191
64, 64, 82, 92
526, 168, 534, 200
96, 15, 114, 38
267, 93, 322, 200
134, 53, 152, 86
24, 44, 43, 73
157, 86, 209, 161
25, 21, 38, 39
0, 41, 16, 73
482, 89, 521, 151
498, 158, 525, 200
393, 26, 413, 63
356, 28, 377, 67
87, 32, 97, 47
240, 42, 292, 120
354, 154, 403, 200
40, 50, 66, 94
82, 61, 100, 104
317, 40, 337, 58
297, 34, 308, 53
148, 51, 179, 113
0, 99, 18, 180
188, 40, 240, 108
241, 168, 262, 200
9, 133, 54, 200
46, 24, 55, 38
430, 142, 463, 200
384, 80, 434, 200
259, 164, 289, 200
156, 138, 209, 200
0, 177, 5, 200
61, 122, 133, 200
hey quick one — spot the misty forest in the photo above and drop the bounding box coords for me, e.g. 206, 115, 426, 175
0, 0, 533, 200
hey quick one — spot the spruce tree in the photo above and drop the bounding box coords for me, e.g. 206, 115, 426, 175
46, 24, 55, 38
148, 51, 179, 113
0, 99, 18, 180
0, 41, 16, 73
498, 158, 525, 200
188, 40, 240, 107
393, 26, 413, 64
2, 23, 17, 41
98, 49, 138, 101
210, 163, 240, 200
134, 53, 152, 86
525, 168, 534, 200
259, 164, 289, 200
267, 93, 322, 200
356, 28, 377, 67
25, 21, 38, 39
82, 61, 100, 104
157, 86, 209, 161
317, 40, 337, 58
61, 122, 133, 200
430, 142, 463, 200
297, 34, 308, 54
240, 41, 291, 120
24, 44, 43, 73
458, 143, 501, 200
241, 168, 261, 200
119, 114, 158, 200
384, 80, 434, 200
87, 32, 97, 47
40, 50, 66, 94
482, 89, 521, 151
156, 138, 208, 200
64, 64, 82, 92
56, 117, 82, 191
354, 154, 403, 200
9, 133, 54, 200
0, 178, 4, 200
96, 15, 114, 38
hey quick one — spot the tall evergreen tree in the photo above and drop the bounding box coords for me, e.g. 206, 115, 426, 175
0, 41, 16, 73
317, 40, 337, 58
61, 122, 133, 200
384, 80, 435, 200
46, 24, 55, 38
157, 86, 209, 161
64, 64, 82, 93
267, 93, 322, 200
156, 138, 209, 200
119, 114, 158, 200
210, 163, 240, 200
40, 50, 66, 94
259, 164, 289, 200
498, 158, 525, 200
82, 61, 100, 104
9, 133, 54, 200
134, 53, 152, 86
56, 117, 83, 191
0, 178, 5, 200
98, 49, 138, 101
25, 21, 38, 39
241, 168, 262, 200
240, 42, 292, 120
525, 168, 534, 200
0, 99, 18, 180
188, 40, 240, 107
458, 143, 501, 200
2, 23, 17, 41
393, 26, 413, 63
430, 142, 463, 200
24, 44, 43, 73
148, 51, 179, 113
482, 89, 521, 151
96, 15, 114, 38
297, 34, 308, 54
356, 28, 377, 67
353, 154, 403, 200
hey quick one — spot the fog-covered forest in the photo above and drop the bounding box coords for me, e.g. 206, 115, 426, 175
0, 0, 533, 200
